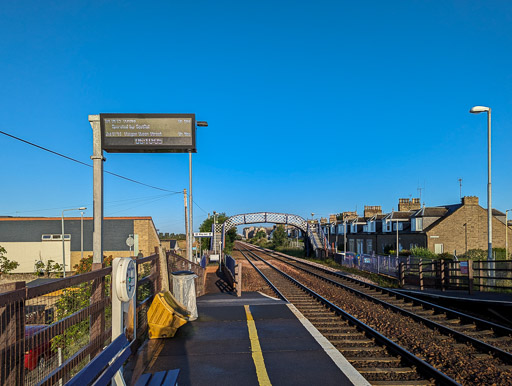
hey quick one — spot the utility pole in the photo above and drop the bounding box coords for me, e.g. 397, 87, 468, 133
184, 189, 190, 261
458, 178, 463, 200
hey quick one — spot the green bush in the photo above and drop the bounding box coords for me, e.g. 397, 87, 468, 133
410, 247, 438, 259
0, 246, 19, 275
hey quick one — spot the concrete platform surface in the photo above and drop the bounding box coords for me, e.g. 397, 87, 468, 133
144, 292, 365, 386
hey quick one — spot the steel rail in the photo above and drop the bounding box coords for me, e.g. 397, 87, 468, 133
250, 245, 512, 365
239, 244, 459, 386
235, 247, 288, 302
269, 248, 512, 336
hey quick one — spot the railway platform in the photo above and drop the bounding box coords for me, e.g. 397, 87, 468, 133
130, 291, 368, 386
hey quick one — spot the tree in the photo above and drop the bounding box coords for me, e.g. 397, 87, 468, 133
34, 259, 64, 277
198, 213, 237, 254
0, 246, 19, 275
272, 225, 287, 248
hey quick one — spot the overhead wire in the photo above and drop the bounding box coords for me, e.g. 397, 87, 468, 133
0, 130, 181, 193
0, 130, 214, 229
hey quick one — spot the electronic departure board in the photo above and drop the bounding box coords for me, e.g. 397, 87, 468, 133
100, 113, 196, 153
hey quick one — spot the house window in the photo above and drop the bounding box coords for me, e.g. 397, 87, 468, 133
338, 224, 345, 234
42, 234, 70, 241
351, 223, 358, 233
364, 221, 375, 233
412, 218, 423, 232
357, 239, 364, 254
331, 225, 336, 235
435, 244, 444, 254
366, 239, 373, 253
393, 222, 403, 231
349, 239, 355, 252
382, 220, 391, 232
410, 243, 419, 250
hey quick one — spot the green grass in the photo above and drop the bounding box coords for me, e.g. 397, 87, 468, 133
306, 258, 399, 288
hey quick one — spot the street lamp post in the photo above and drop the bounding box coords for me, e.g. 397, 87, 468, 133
62, 207, 87, 277
80, 211, 84, 261
470, 105, 492, 261
506, 210, 511, 259
395, 219, 399, 259
343, 219, 347, 257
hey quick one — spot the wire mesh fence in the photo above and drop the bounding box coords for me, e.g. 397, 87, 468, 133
0, 252, 162, 386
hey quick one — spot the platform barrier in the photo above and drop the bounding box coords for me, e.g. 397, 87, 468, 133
147, 291, 191, 339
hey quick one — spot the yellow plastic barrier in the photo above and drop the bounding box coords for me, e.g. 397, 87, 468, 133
147, 290, 192, 339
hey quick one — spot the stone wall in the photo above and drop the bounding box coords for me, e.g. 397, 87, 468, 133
426, 203, 512, 255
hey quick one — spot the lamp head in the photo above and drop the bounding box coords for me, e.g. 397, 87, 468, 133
470, 106, 490, 114
196, 121, 208, 127
79, 207, 87, 210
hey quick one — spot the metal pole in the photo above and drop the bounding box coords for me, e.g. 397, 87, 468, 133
81, 211, 84, 261
89, 115, 104, 267
189, 152, 193, 262
396, 220, 399, 259
506, 210, 509, 260
61, 211, 66, 278
184, 189, 189, 260
487, 109, 492, 261
343, 220, 347, 257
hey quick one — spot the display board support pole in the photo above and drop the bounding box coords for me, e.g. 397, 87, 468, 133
189, 152, 193, 262
89, 115, 104, 267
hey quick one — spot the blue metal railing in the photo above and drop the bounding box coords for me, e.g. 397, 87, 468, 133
225, 255, 236, 277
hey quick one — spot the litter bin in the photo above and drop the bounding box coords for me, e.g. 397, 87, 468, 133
171, 270, 198, 321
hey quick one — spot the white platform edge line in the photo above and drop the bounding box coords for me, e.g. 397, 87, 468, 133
286, 303, 371, 386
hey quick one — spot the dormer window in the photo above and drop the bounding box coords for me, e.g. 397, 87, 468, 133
411, 217, 423, 231
350, 223, 357, 233
382, 220, 391, 232
338, 224, 346, 234
393, 222, 403, 231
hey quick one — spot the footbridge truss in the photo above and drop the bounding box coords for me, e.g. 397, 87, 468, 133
211, 212, 327, 255
216, 212, 308, 234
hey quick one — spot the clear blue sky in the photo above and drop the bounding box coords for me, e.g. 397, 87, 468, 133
1, 1, 511, 234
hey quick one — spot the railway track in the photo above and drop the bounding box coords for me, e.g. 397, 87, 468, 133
235, 242, 512, 384
248, 244, 512, 361
237, 244, 455, 385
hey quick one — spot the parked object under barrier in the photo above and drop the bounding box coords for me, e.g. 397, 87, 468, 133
147, 290, 191, 339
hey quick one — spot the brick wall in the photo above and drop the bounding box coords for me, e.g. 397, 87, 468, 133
134, 219, 160, 257
426, 204, 512, 254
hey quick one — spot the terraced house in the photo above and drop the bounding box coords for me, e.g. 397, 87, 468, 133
326, 196, 512, 256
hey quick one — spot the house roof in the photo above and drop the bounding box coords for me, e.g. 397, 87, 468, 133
0, 216, 154, 221
384, 211, 413, 220
411, 207, 449, 218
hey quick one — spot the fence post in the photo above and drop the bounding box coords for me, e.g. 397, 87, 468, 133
478, 260, 483, 291
398, 262, 405, 288
158, 246, 170, 292
236, 263, 242, 297
440, 259, 446, 291
0, 282, 26, 386
90, 263, 105, 358
418, 258, 424, 291
468, 262, 473, 295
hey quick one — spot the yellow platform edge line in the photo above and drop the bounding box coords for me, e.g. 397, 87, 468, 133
244, 305, 272, 386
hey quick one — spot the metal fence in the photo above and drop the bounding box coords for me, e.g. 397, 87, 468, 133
332, 252, 408, 278
0, 253, 160, 386
329, 252, 512, 293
